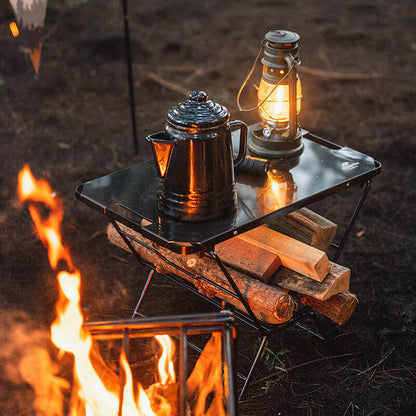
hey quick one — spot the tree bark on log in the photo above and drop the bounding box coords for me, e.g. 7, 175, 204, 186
267, 207, 337, 251
296, 291, 358, 325
269, 262, 350, 300
107, 222, 294, 325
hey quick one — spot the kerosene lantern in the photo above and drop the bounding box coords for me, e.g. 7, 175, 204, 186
238, 30, 303, 158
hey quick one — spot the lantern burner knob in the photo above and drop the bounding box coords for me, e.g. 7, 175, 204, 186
189, 91, 208, 102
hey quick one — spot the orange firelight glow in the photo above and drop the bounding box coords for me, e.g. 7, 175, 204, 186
18, 165, 228, 416
9, 21, 19, 37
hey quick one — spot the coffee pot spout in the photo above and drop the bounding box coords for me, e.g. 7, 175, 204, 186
146, 132, 177, 178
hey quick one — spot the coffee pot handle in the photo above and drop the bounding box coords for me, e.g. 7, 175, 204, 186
229, 120, 247, 168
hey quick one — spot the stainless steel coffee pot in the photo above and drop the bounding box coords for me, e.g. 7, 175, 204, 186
147, 91, 247, 222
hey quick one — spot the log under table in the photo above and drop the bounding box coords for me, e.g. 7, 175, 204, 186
76, 131, 381, 398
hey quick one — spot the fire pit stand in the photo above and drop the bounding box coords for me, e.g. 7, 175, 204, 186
76, 131, 380, 398
85, 311, 236, 416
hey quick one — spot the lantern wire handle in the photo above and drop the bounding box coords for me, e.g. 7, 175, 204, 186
236, 46, 263, 112
237, 48, 295, 113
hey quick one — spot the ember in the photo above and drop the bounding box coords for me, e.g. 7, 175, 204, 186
18, 165, 231, 416
9, 21, 19, 37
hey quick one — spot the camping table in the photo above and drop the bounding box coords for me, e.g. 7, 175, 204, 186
76, 130, 381, 396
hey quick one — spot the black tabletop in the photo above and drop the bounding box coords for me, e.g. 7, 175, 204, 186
76, 131, 380, 253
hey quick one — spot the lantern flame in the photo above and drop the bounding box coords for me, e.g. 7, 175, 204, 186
258, 78, 301, 124
18, 165, 229, 416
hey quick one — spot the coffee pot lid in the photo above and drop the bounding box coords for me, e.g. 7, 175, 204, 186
167, 91, 229, 129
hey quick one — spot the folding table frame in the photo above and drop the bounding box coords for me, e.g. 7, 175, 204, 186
76, 131, 380, 399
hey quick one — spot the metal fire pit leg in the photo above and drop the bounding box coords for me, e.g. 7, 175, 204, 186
131, 269, 155, 319
179, 327, 187, 416
238, 335, 268, 400
118, 330, 130, 416
223, 323, 237, 416
332, 179, 372, 262
208, 251, 267, 335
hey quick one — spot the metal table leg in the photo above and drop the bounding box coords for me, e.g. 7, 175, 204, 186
332, 179, 372, 262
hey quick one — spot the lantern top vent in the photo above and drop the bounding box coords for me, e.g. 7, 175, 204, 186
261, 30, 300, 69
264, 30, 300, 47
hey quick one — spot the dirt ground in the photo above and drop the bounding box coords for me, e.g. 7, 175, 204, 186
0, 0, 415, 415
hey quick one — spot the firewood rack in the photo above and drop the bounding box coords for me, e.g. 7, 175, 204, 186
76, 131, 381, 399
85, 311, 237, 416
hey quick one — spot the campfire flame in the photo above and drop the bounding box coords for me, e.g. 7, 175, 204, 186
154, 336, 176, 385
18, 165, 228, 416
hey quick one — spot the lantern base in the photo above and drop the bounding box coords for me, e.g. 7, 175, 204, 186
247, 122, 304, 158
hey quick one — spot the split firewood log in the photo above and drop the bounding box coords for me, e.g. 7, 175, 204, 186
214, 237, 349, 300
296, 291, 358, 325
214, 237, 281, 282
267, 207, 337, 251
269, 262, 350, 300
237, 225, 331, 282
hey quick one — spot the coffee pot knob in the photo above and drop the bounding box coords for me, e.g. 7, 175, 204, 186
188, 91, 208, 102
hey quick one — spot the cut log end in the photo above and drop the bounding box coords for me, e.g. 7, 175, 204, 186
314, 253, 332, 282
270, 262, 350, 301
297, 291, 358, 325
214, 237, 281, 282
274, 294, 296, 323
